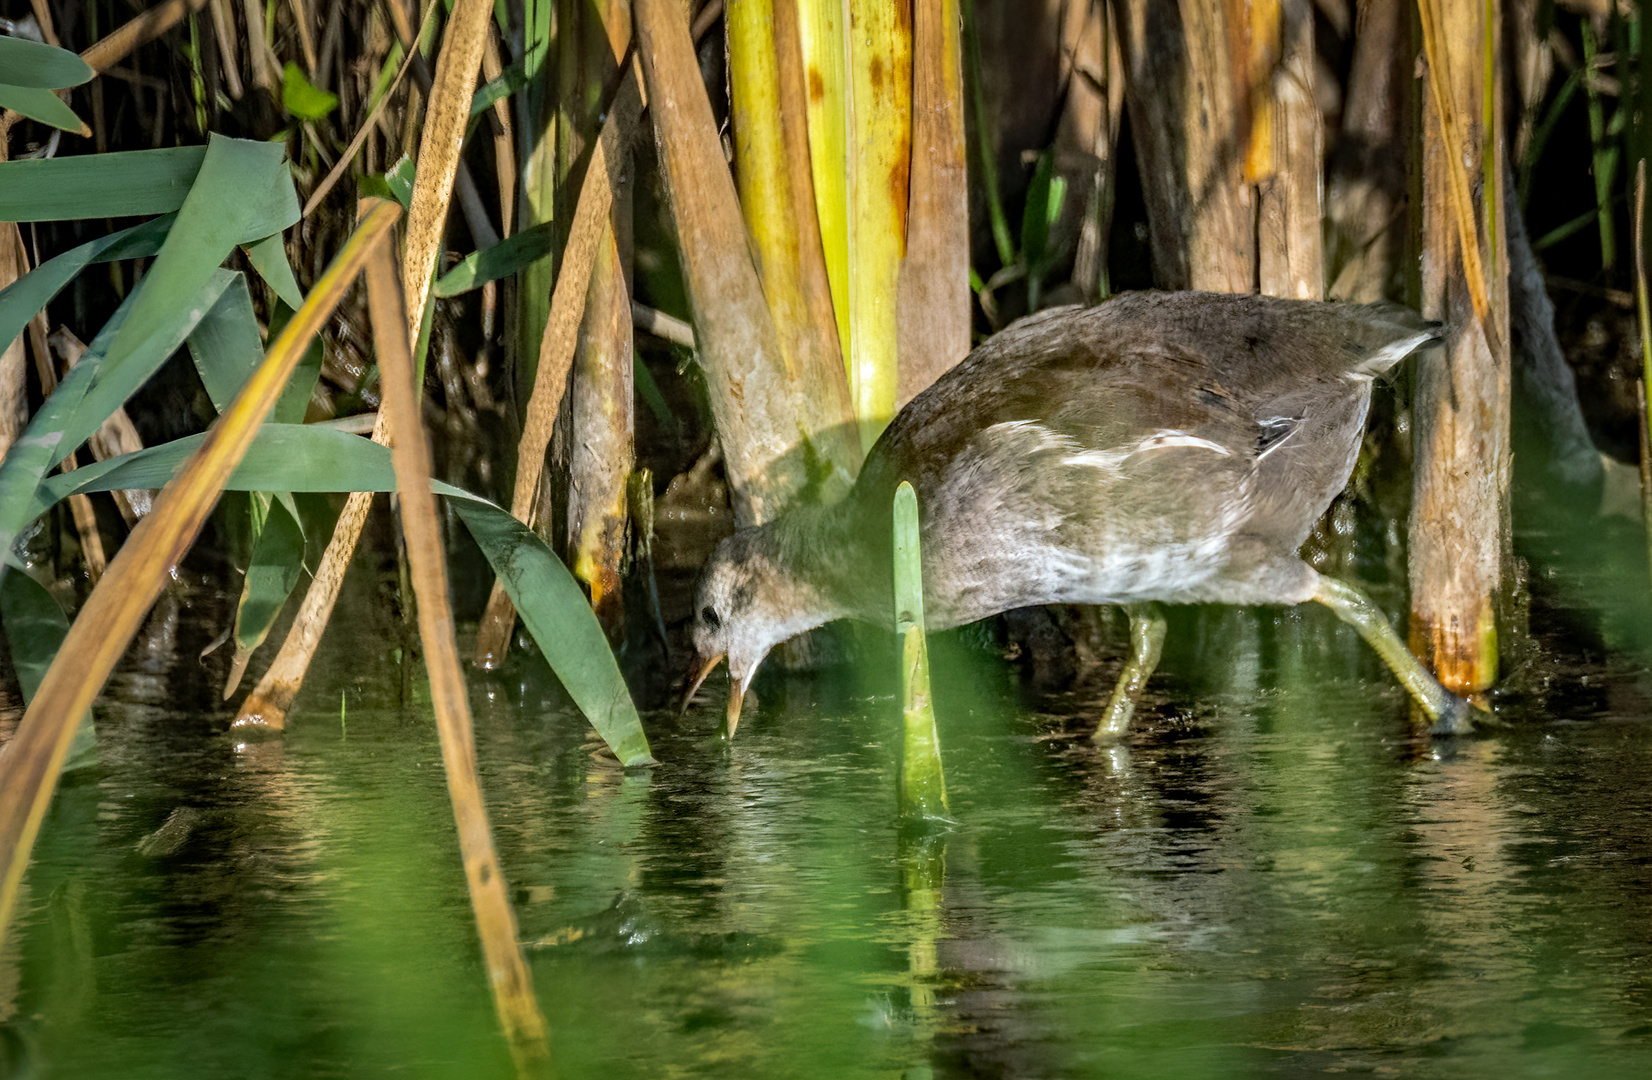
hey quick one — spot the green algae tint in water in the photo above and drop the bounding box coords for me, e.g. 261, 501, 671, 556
9, 584, 1652, 1079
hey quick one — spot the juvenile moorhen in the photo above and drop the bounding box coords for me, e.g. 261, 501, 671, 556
688, 290, 1474, 738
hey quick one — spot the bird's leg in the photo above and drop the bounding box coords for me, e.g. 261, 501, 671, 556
1310, 575, 1475, 734
1092, 602, 1167, 742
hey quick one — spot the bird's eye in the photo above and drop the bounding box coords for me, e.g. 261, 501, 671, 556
700, 605, 721, 631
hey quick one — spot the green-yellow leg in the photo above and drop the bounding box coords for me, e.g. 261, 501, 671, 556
1092, 602, 1167, 742
1311, 576, 1475, 734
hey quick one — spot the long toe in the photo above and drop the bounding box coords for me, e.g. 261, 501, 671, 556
1429, 693, 1477, 736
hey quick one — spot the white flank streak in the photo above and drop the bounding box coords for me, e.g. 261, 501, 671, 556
986, 419, 1077, 454
1063, 429, 1231, 471
1354, 330, 1437, 378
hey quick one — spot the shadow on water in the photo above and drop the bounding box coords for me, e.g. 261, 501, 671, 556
5, 509, 1652, 1079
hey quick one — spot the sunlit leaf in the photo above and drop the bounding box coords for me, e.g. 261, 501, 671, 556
281, 61, 340, 121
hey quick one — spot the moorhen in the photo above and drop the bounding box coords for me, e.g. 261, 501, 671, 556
687, 290, 1474, 738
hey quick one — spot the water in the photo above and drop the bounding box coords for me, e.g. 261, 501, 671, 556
6, 563, 1652, 1078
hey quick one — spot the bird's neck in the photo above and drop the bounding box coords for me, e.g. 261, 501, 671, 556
752, 498, 893, 631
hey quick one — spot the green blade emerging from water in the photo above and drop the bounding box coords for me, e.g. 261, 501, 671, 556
893, 481, 947, 820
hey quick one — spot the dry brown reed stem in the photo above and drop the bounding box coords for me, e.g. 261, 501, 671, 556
303, 2, 434, 218
1410, 0, 1510, 696
240, 0, 278, 92
208, 0, 244, 101
1116, 0, 1253, 292
0, 223, 26, 464
564, 0, 636, 641
897, 0, 971, 405
481, 26, 517, 237
287, 0, 321, 75
402, 0, 495, 350
0, 203, 402, 946
1060, 0, 1126, 305
26, 0, 58, 46
1325, 0, 1409, 302
1634, 161, 1652, 587
1415, 0, 1494, 334
360, 201, 553, 1080
473, 63, 645, 666
1253, 0, 1321, 300
635, 0, 858, 525
79, 0, 210, 74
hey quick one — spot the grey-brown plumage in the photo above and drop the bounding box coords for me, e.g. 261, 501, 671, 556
689, 290, 1473, 737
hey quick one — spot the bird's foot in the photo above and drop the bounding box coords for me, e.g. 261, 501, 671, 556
1428, 693, 1480, 737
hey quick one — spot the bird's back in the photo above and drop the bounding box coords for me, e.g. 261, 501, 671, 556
843, 291, 1438, 625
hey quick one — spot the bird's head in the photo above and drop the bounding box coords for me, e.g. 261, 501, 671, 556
684, 522, 839, 737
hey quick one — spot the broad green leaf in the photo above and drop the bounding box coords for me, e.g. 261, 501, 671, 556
188, 283, 316, 664
188, 275, 267, 413
265, 302, 325, 425
92, 137, 298, 385
0, 83, 84, 133
449, 500, 655, 766
281, 62, 339, 120
233, 494, 305, 653
435, 218, 556, 297
241, 232, 304, 309
0, 366, 91, 562
0, 146, 207, 221
36, 425, 655, 765
0, 267, 234, 564
0, 215, 173, 363
57, 269, 238, 466
0, 36, 93, 89
0, 570, 95, 771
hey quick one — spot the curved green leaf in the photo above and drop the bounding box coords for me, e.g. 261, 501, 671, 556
0, 571, 95, 772
0, 216, 174, 355
0, 36, 94, 89
35, 425, 655, 766
241, 232, 305, 309
434, 219, 557, 298
0, 84, 84, 133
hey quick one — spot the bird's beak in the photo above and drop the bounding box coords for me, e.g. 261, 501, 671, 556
682, 651, 725, 715
683, 651, 759, 739
724, 678, 745, 740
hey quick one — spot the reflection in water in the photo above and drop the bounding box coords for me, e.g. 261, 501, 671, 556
5, 576, 1652, 1079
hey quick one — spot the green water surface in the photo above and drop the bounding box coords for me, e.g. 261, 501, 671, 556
7, 542, 1652, 1079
